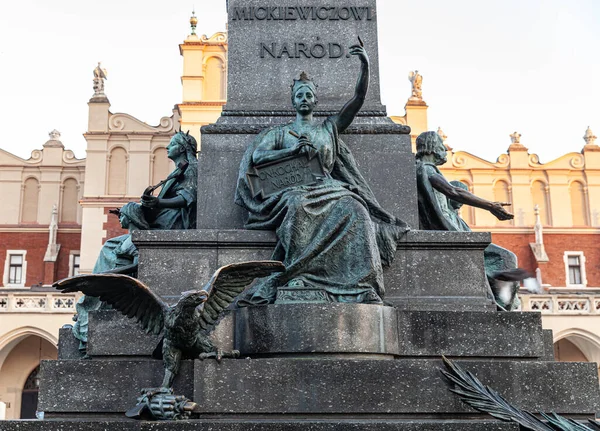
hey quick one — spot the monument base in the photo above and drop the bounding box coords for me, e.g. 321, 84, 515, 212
0, 419, 520, 430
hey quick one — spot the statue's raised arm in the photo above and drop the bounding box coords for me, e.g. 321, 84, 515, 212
334, 38, 369, 134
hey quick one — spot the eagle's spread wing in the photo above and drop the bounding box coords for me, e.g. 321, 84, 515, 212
198, 261, 285, 331
54, 274, 167, 335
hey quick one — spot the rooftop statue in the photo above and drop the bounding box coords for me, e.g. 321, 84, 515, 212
415, 131, 530, 310
408, 70, 423, 100
235, 38, 408, 306
92, 62, 108, 97
56, 261, 285, 420
71, 131, 198, 355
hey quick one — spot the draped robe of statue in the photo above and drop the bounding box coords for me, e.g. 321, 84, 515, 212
235, 117, 408, 306
142, 163, 198, 230
72, 234, 139, 351
416, 160, 519, 309
71, 161, 197, 353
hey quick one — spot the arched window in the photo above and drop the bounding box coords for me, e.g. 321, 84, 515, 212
21, 178, 39, 223
203, 57, 225, 101
570, 181, 589, 226
107, 147, 127, 195
493, 180, 512, 225
60, 178, 79, 223
531, 180, 550, 225
152, 147, 171, 186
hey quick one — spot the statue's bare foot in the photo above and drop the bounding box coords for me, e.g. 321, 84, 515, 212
198, 349, 240, 363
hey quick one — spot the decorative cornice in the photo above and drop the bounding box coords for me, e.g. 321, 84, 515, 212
179, 101, 226, 107
202, 123, 411, 135
108, 112, 177, 134
221, 110, 387, 117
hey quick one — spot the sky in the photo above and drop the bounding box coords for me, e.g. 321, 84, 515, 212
0, 0, 598, 163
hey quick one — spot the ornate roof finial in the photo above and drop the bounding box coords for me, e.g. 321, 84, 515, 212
44, 129, 64, 148
508, 131, 527, 152
583, 126, 597, 146
509, 131, 521, 144
190, 9, 198, 35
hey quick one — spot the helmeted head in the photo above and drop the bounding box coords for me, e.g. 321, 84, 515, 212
291, 72, 318, 115
448, 180, 469, 211
168, 131, 198, 162
119, 202, 150, 230
415, 131, 447, 165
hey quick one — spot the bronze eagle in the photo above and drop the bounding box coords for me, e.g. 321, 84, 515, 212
54, 261, 285, 389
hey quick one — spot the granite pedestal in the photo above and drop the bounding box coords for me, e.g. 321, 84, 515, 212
7, 0, 600, 429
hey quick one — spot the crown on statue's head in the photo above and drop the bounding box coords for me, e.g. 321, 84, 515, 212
291, 71, 318, 96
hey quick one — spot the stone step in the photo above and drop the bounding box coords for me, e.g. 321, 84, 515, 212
38, 358, 599, 416
193, 358, 599, 416
84, 307, 545, 359
0, 418, 520, 430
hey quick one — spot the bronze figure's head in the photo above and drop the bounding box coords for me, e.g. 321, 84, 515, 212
416, 131, 447, 165
291, 72, 318, 115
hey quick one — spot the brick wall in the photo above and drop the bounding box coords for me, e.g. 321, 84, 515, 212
0, 230, 81, 286
492, 232, 600, 288
102, 206, 128, 243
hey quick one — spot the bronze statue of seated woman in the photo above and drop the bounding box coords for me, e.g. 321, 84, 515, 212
235, 40, 408, 306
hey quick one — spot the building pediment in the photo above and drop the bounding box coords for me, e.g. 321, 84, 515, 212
531, 152, 586, 170
200, 32, 227, 44
447, 151, 510, 170
0, 148, 30, 165
108, 112, 178, 134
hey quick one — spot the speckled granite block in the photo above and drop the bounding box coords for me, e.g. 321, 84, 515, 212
38, 359, 194, 413
134, 229, 495, 311
235, 303, 399, 355
57, 327, 84, 360
542, 329, 556, 361
0, 419, 521, 430
387, 230, 495, 311
396, 310, 545, 358
87, 310, 161, 357
86, 310, 234, 357
133, 229, 275, 299
194, 358, 600, 415
226, 0, 385, 113
0, 420, 139, 431
196, 131, 417, 231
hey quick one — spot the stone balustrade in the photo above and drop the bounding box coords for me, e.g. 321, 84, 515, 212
0, 291, 79, 313
519, 293, 600, 315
